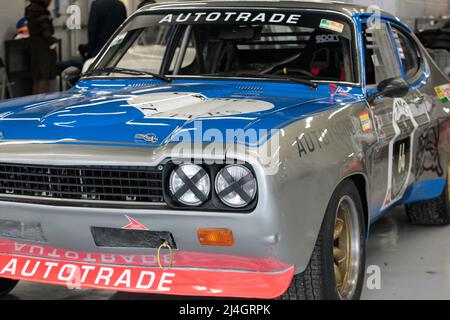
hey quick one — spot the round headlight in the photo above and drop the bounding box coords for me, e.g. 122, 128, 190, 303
215, 165, 257, 208
169, 164, 210, 206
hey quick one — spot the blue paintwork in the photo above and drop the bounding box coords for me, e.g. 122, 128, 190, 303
370, 178, 447, 223
0, 79, 362, 148
402, 178, 447, 205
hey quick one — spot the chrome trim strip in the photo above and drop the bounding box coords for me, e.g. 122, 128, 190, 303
0, 194, 166, 209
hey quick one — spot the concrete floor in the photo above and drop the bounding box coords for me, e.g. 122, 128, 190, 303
1, 206, 450, 300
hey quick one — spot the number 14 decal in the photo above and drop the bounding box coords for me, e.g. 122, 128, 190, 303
398, 142, 406, 173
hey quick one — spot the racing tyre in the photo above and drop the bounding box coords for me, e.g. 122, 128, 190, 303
405, 176, 450, 226
0, 278, 19, 296
279, 180, 366, 300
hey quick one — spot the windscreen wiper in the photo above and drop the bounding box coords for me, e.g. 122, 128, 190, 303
258, 74, 318, 89
223, 72, 318, 89
83, 67, 172, 83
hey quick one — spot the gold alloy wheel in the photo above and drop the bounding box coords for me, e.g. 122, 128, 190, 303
333, 196, 361, 299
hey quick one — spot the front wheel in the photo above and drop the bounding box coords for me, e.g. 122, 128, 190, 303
0, 278, 19, 297
279, 180, 366, 300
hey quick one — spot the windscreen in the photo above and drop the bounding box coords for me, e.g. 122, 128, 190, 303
93, 9, 357, 83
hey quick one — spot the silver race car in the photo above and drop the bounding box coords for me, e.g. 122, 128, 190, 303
0, 1, 449, 300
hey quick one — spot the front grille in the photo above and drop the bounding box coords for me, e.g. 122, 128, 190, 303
0, 163, 164, 205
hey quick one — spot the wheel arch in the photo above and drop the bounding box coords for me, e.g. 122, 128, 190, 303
337, 173, 370, 238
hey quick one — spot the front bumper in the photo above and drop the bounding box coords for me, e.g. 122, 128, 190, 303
0, 250, 294, 299
0, 200, 294, 299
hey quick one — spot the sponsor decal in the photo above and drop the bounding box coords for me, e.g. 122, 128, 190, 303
127, 92, 275, 120
159, 12, 302, 25
319, 19, 345, 33
0, 253, 295, 298
329, 85, 353, 96
316, 34, 340, 44
158, 12, 302, 25
409, 94, 432, 121
392, 30, 406, 59
415, 125, 444, 179
435, 84, 450, 103
111, 32, 127, 46
134, 133, 159, 144
295, 114, 367, 159
359, 111, 373, 133
0, 255, 175, 292
122, 216, 148, 231
296, 128, 330, 158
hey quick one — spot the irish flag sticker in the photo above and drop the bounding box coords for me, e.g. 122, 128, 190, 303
320, 19, 345, 33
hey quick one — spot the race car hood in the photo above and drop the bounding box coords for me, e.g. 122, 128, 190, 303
0, 80, 361, 148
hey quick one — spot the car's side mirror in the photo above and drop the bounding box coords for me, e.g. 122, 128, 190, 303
368, 77, 409, 103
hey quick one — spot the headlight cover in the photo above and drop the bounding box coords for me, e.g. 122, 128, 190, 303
215, 165, 257, 208
169, 164, 210, 206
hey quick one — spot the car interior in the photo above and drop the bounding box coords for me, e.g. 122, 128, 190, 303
104, 16, 357, 84
173, 24, 355, 82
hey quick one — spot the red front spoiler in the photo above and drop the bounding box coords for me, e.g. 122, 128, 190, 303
0, 253, 295, 299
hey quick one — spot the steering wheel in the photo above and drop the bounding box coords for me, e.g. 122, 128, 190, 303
258, 53, 301, 75
274, 68, 315, 78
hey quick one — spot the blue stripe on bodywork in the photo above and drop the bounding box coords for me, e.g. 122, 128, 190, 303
402, 178, 447, 205
370, 178, 447, 223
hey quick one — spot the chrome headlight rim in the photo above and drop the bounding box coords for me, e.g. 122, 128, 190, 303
169, 163, 211, 207
215, 164, 258, 208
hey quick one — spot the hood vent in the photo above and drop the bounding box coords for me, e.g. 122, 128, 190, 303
227, 84, 265, 95
126, 80, 162, 89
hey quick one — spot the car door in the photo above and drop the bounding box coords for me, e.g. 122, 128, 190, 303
361, 20, 420, 218
389, 23, 439, 183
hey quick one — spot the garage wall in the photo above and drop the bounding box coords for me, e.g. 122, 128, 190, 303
344, 0, 449, 19
0, 1, 27, 62
1, 0, 450, 62
0, 0, 94, 62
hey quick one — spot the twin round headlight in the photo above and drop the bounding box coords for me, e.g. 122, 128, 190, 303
169, 164, 257, 208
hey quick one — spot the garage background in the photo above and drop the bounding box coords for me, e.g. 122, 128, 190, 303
0, 0, 449, 65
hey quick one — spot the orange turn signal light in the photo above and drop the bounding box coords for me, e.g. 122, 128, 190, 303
197, 228, 235, 247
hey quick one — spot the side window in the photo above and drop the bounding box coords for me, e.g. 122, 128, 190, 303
391, 26, 422, 82
363, 23, 402, 86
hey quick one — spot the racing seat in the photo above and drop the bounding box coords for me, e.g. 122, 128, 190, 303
291, 30, 345, 81
206, 40, 240, 74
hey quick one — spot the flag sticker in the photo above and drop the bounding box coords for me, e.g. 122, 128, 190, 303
319, 19, 345, 33
435, 85, 450, 103
359, 111, 373, 133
